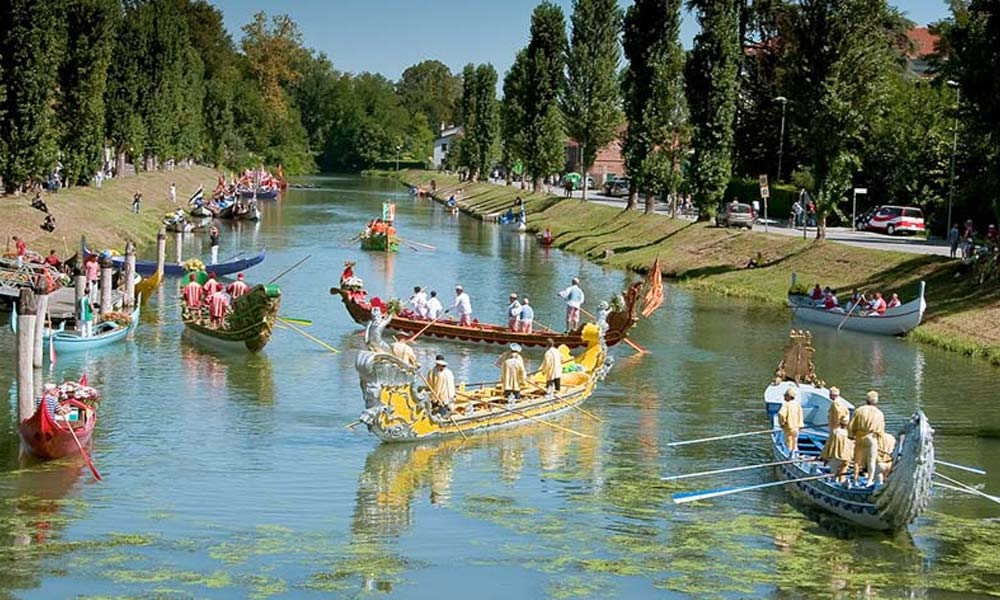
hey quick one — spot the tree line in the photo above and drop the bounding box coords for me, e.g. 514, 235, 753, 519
449, 0, 999, 236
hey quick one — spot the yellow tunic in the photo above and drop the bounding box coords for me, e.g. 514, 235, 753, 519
848, 405, 885, 439
389, 341, 417, 367
778, 399, 805, 432
827, 399, 849, 431
820, 428, 854, 461
541, 347, 562, 381
876, 431, 897, 461
426, 367, 455, 406
501, 355, 528, 391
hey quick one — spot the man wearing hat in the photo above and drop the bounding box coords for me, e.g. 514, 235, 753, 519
448, 285, 473, 326
202, 271, 222, 299
507, 293, 521, 331
820, 416, 854, 483
227, 273, 249, 299
778, 387, 804, 455
390, 336, 418, 367
558, 277, 585, 332
826, 386, 849, 432
409, 286, 428, 318
848, 390, 886, 483
541, 338, 562, 395
426, 354, 455, 414
500, 343, 528, 402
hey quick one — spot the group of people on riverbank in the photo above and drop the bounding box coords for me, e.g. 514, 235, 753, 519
808, 284, 901, 316
181, 271, 249, 326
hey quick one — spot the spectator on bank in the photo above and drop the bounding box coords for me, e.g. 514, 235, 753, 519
948, 223, 961, 258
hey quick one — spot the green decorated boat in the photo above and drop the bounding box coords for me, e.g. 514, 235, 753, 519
182, 284, 281, 353
360, 233, 399, 253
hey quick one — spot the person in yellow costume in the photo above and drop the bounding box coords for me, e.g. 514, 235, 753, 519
820, 416, 854, 483
778, 387, 805, 455
827, 386, 849, 432
869, 430, 897, 485
389, 337, 418, 367
500, 343, 528, 403
848, 390, 886, 483
425, 354, 455, 415
541, 338, 562, 395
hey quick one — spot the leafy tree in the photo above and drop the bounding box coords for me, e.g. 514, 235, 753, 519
521, 2, 568, 190
104, 1, 148, 175
241, 12, 306, 118
456, 63, 479, 177
57, 0, 117, 186
397, 59, 462, 131
500, 50, 530, 186
471, 64, 500, 180
0, 0, 65, 192
685, 0, 742, 219
563, 0, 623, 200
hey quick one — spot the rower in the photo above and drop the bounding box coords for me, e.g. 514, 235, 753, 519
227, 272, 249, 299
448, 285, 473, 326
507, 293, 521, 331
886, 293, 901, 309
778, 387, 804, 456
810, 284, 823, 300
409, 286, 428, 318
426, 290, 443, 320
79, 295, 94, 338
426, 354, 456, 415
867, 292, 887, 316
872, 430, 897, 484
389, 336, 418, 367
518, 297, 534, 333
202, 271, 222, 299
848, 390, 886, 484
182, 273, 203, 311
826, 386, 849, 432
500, 343, 528, 404
820, 416, 854, 483
559, 277, 585, 332
208, 288, 230, 327
541, 338, 562, 395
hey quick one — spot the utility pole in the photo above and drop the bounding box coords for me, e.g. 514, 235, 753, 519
775, 96, 788, 182
946, 81, 960, 234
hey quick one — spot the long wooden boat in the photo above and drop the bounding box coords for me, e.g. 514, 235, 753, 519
788, 279, 926, 336
762, 331, 933, 530
355, 313, 613, 442
11, 299, 140, 353
20, 395, 97, 460
237, 186, 279, 200
330, 280, 642, 349
182, 283, 281, 352
110, 248, 265, 277
360, 233, 398, 253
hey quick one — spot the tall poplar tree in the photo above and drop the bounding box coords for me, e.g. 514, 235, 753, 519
472, 64, 500, 181
456, 63, 479, 178
501, 50, 530, 186
563, 0, 623, 200
685, 0, 742, 219
522, 2, 568, 191
104, 1, 148, 175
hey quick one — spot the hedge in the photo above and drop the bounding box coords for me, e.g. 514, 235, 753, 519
725, 178, 798, 221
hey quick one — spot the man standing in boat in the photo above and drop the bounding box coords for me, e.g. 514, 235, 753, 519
182, 273, 203, 314
778, 387, 805, 456
208, 288, 230, 327
202, 272, 222, 300
820, 416, 854, 483
507, 293, 521, 331
848, 391, 886, 484
426, 290, 443, 320
448, 285, 473, 326
501, 343, 528, 403
390, 336, 418, 367
559, 277, 585, 332
209, 226, 220, 265
518, 297, 534, 333
426, 354, 455, 415
227, 273, 249, 299
541, 338, 562, 395
409, 286, 428, 318
827, 387, 849, 431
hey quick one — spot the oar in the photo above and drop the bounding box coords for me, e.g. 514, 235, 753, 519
672, 474, 831, 505
464, 394, 594, 439
405, 315, 446, 343
397, 237, 436, 250
525, 378, 603, 423
398, 239, 422, 252
667, 428, 778, 448
65, 422, 103, 482
277, 317, 339, 353
278, 316, 312, 326
345, 420, 361, 430
661, 458, 819, 482
267, 254, 312, 285
936, 460, 987, 476
836, 299, 861, 331
934, 475, 1000, 505
417, 372, 467, 441
580, 306, 648, 354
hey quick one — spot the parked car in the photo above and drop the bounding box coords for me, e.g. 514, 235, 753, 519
603, 176, 630, 197
855, 206, 878, 231
716, 202, 756, 228
865, 205, 925, 235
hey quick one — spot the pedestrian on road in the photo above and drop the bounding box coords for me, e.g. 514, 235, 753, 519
131, 192, 142, 214
948, 223, 960, 258
791, 200, 804, 229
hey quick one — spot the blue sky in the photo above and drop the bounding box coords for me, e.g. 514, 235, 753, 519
212, 0, 951, 80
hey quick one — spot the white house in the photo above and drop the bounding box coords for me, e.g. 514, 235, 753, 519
432, 126, 463, 169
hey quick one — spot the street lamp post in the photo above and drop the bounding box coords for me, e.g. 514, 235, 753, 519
946, 80, 960, 235
775, 96, 788, 182
395, 144, 403, 172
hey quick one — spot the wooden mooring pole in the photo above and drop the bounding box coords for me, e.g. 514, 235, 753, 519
174, 231, 182, 264
32, 278, 49, 368
156, 228, 167, 278
124, 241, 136, 308
16, 288, 37, 422
99, 255, 114, 316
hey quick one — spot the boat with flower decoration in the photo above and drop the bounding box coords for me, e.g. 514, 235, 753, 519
355, 310, 613, 442
182, 283, 281, 352
19, 378, 100, 460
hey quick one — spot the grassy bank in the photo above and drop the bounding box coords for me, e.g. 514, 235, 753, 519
393, 169, 1000, 365
3, 166, 220, 255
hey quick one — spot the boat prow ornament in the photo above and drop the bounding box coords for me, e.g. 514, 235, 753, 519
773, 329, 824, 387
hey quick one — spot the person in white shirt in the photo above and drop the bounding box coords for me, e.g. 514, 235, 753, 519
168, 182, 177, 204
558, 277, 585, 331
449, 285, 473, 326
409, 286, 428, 318
425, 290, 444, 320
518, 297, 534, 333
507, 293, 521, 331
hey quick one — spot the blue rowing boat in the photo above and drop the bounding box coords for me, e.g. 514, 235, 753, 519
106, 248, 266, 277
11, 298, 141, 354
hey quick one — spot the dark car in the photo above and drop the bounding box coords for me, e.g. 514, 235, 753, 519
603, 176, 630, 197
716, 202, 756, 228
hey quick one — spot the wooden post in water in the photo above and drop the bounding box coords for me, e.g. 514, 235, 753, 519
123, 241, 136, 308
156, 228, 166, 278
16, 288, 37, 422
74, 267, 86, 327
174, 231, 182, 264
99, 255, 114, 316
32, 278, 49, 368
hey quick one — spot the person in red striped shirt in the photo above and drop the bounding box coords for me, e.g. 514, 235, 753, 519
208, 289, 230, 327
182, 273, 203, 311
202, 272, 222, 300
227, 272, 249, 299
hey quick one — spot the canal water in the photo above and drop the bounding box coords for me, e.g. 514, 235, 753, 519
1, 176, 998, 598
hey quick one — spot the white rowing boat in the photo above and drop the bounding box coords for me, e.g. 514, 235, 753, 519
788, 280, 926, 336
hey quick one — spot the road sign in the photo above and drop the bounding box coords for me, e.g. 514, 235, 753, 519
854, 187, 868, 194
759, 174, 768, 187
760, 186, 770, 199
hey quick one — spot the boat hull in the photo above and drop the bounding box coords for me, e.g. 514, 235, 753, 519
181, 284, 280, 353
360, 235, 398, 252
19, 397, 96, 460
112, 248, 265, 277
788, 282, 926, 336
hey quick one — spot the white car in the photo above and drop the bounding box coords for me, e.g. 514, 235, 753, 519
866, 205, 925, 235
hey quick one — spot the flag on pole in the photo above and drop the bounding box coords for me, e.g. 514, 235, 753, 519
641, 257, 664, 318
383, 202, 396, 222
188, 185, 204, 206
79, 373, 88, 387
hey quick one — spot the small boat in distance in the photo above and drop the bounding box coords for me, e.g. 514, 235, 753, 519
108, 248, 266, 277
182, 283, 281, 353
788, 275, 926, 336
11, 299, 140, 353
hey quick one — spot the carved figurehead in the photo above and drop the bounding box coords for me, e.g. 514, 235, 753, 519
773, 330, 824, 386
355, 307, 421, 412
363, 307, 392, 353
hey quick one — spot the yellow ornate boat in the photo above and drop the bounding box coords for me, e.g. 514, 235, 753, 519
356, 311, 613, 442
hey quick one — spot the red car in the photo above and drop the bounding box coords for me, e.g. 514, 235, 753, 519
866, 205, 925, 235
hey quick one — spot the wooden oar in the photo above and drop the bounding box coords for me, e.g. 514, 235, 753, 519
525, 378, 602, 423
405, 315, 446, 343
397, 237, 436, 250
279, 316, 312, 326
465, 394, 594, 439
65, 422, 102, 482
345, 420, 361, 430
937, 460, 987, 476
672, 474, 831, 505
580, 306, 648, 354
277, 317, 338, 353
417, 372, 467, 441
836, 300, 861, 331
667, 428, 778, 448
267, 254, 312, 285
661, 458, 818, 482
398, 239, 422, 252
934, 475, 1000, 505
